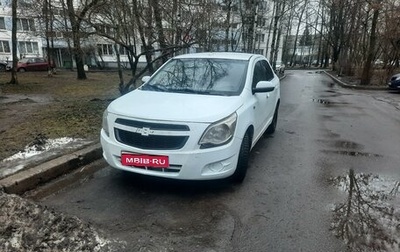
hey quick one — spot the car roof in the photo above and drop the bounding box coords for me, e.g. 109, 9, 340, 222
173, 52, 259, 61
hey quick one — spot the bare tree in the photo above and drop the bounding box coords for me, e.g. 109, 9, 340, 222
360, 1, 381, 85
9, 0, 18, 85
66, 0, 103, 80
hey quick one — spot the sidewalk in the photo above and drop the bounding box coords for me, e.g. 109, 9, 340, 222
0, 143, 102, 195
324, 70, 388, 90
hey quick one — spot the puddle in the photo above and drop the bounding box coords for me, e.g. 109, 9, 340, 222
329, 169, 400, 251
333, 140, 362, 149
312, 98, 331, 104
312, 98, 350, 106
322, 150, 382, 158
318, 140, 362, 150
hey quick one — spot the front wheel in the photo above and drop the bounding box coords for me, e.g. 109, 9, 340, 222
230, 132, 251, 183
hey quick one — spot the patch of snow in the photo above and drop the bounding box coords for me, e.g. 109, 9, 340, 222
2, 137, 82, 162
0, 137, 93, 180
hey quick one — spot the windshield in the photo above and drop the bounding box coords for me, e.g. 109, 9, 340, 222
141, 58, 248, 96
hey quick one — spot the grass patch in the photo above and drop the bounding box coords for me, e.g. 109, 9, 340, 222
0, 70, 130, 160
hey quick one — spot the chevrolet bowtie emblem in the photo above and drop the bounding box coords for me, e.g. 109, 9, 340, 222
140, 127, 151, 136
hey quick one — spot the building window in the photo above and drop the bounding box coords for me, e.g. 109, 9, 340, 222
53, 8, 64, 16
18, 41, 39, 54
254, 49, 264, 55
0, 41, 10, 53
47, 31, 63, 38
255, 34, 265, 42
0, 17, 5, 30
17, 18, 35, 32
97, 44, 113, 56
97, 25, 113, 34
119, 46, 128, 55
256, 17, 266, 27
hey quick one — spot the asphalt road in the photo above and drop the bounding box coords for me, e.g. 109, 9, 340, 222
38, 70, 400, 252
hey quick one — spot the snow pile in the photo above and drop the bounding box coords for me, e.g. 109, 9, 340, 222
0, 190, 123, 252
0, 134, 92, 179
329, 171, 400, 251
3, 135, 84, 162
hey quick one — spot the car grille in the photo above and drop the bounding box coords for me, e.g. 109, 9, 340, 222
114, 119, 190, 150
129, 164, 182, 173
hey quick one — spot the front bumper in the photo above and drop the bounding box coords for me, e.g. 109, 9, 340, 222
100, 129, 241, 180
388, 79, 400, 90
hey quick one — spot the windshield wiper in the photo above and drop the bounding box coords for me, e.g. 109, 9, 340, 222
172, 88, 213, 94
141, 84, 169, 92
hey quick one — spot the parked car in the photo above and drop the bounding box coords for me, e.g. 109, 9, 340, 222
275, 61, 285, 74
8, 57, 54, 72
388, 73, 400, 90
100, 52, 280, 182
0, 60, 7, 71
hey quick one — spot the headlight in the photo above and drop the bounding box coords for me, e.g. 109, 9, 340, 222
199, 113, 237, 148
102, 110, 109, 137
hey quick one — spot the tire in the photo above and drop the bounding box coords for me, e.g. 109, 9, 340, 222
18, 68, 26, 73
230, 132, 251, 183
265, 105, 279, 134
0, 64, 6, 72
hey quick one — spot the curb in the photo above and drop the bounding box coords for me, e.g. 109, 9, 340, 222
323, 71, 388, 90
0, 143, 102, 195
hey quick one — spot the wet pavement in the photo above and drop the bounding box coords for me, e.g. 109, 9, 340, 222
329, 169, 400, 251
19, 70, 400, 251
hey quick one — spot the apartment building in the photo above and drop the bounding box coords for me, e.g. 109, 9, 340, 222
0, 0, 282, 69
0, 0, 45, 64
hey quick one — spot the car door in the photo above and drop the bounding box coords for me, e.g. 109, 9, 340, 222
261, 60, 279, 118
25, 59, 35, 71
251, 59, 275, 139
35, 58, 47, 71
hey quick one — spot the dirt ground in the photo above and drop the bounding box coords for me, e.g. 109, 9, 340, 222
0, 70, 126, 162
0, 70, 131, 251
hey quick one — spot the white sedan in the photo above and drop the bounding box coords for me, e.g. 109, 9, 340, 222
101, 52, 280, 182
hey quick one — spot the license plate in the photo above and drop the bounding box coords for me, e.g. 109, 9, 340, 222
121, 153, 169, 168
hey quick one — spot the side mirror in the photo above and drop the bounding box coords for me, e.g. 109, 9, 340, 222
141, 76, 151, 83
253, 81, 275, 93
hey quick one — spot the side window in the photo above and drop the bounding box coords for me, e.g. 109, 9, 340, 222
252, 61, 267, 88
262, 60, 275, 81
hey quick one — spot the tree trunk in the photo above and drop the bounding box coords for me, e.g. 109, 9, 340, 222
360, 6, 380, 86
224, 0, 232, 52
9, 0, 18, 84
66, 0, 91, 80
269, 2, 281, 67
151, 0, 169, 63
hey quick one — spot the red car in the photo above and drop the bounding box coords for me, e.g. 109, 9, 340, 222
16, 57, 54, 72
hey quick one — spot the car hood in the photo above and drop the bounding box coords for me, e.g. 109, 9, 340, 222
391, 73, 400, 79
108, 90, 244, 123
